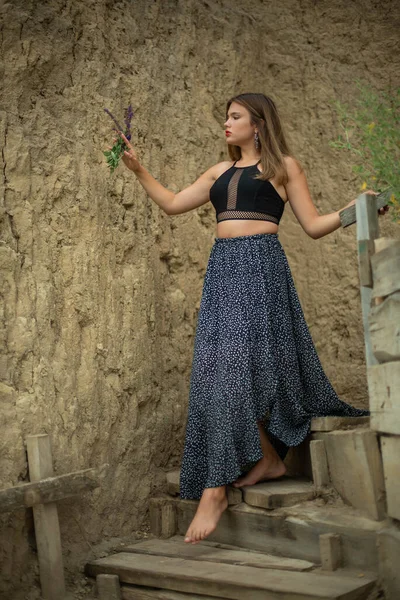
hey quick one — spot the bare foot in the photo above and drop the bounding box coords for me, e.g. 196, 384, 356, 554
232, 456, 287, 488
184, 486, 228, 544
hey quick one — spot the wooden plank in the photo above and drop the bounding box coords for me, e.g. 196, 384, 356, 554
377, 527, 400, 600
174, 498, 384, 570
356, 193, 380, 368
339, 188, 391, 227
123, 537, 315, 572
97, 574, 121, 599
322, 430, 386, 521
310, 416, 369, 432
85, 552, 376, 600
357, 239, 375, 287
26, 434, 66, 600
121, 585, 226, 600
380, 436, 400, 521
368, 292, 400, 362
0, 464, 108, 513
371, 242, 400, 300
242, 478, 315, 510
310, 440, 330, 489
367, 362, 400, 434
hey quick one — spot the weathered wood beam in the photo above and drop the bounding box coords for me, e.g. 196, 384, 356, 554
371, 240, 400, 302
356, 193, 380, 367
27, 434, 66, 599
369, 292, 400, 362
339, 188, 392, 228
0, 463, 109, 513
368, 361, 400, 435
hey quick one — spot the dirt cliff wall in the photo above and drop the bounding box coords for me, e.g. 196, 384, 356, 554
0, 0, 398, 597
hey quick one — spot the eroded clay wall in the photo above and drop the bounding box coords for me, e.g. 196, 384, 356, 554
0, 0, 398, 597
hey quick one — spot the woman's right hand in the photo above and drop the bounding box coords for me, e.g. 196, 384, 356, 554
117, 131, 142, 172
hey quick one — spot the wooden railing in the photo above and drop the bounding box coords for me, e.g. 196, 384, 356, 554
339, 189, 394, 367
340, 190, 400, 578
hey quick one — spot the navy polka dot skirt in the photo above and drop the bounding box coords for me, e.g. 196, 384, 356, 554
179, 232, 369, 500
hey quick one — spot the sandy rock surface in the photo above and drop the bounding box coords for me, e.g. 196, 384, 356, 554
0, 0, 398, 598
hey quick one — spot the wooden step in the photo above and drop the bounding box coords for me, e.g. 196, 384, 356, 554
166, 470, 315, 509
120, 585, 225, 599
166, 470, 242, 505
171, 497, 388, 569
242, 477, 316, 509
123, 536, 315, 571
85, 550, 376, 600
310, 416, 370, 432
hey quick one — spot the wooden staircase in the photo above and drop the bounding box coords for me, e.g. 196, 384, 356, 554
85, 416, 388, 599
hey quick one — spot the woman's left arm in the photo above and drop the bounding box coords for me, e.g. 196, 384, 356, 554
285, 157, 385, 240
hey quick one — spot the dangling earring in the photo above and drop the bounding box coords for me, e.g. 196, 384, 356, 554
254, 131, 260, 150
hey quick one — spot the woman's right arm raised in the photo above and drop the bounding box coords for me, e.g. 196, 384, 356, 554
115, 131, 218, 216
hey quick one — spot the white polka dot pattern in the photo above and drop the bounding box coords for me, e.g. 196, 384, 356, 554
179, 233, 369, 500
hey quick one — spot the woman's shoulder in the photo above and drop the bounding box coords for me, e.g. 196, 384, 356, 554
211, 160, 236, 181
283, 155, 304, 175
214, 159, 235, 169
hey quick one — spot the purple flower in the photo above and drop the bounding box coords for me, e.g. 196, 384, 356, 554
104, 108, 124, 133
124, 104, 134, 141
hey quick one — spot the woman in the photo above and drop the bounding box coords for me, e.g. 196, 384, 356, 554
115, 93, 388, 546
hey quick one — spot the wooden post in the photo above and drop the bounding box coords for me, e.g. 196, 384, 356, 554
26, 434, 66, 599
149, 498, 162, 537
161, 502, 177, 539
319, 533, 342, 571
310, 440, 330, 490
356, 193, 380, 367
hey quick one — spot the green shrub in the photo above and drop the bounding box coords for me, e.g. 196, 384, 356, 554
329, 80, 400, 223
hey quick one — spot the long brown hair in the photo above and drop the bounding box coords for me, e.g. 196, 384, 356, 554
225, 93, 295, 185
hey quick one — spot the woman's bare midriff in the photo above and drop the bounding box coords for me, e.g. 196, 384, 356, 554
216, 220, 279, 238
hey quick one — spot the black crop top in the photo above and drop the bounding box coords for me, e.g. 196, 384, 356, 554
209, 160, 285, 225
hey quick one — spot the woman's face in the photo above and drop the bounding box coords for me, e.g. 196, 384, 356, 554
224, 101, 255, 147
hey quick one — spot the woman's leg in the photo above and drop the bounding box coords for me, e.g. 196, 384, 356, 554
184, 422, 287, 544
184, 485, 228, 544
232, 421, 287, 487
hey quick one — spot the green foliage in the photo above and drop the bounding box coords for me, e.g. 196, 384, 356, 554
103, 105, 134, 173
329, 80, 400, 223
103, 135, 127, 174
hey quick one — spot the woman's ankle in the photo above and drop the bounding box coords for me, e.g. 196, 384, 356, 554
202, 485, 226, 498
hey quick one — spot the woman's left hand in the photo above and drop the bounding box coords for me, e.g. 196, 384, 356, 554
344, 190, 390, 216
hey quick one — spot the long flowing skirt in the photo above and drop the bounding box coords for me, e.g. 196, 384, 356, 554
179, 232, 369, 500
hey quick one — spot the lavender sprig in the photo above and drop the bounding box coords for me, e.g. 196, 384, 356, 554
124, 104, 134, 141
103, 104, 134, 173
104, 108, 125, 133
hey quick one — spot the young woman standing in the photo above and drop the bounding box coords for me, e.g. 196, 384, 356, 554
116, 93, 388, 546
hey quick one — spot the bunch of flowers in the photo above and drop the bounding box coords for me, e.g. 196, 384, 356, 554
103, 104, 134, 173
329, 81, 399, 223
